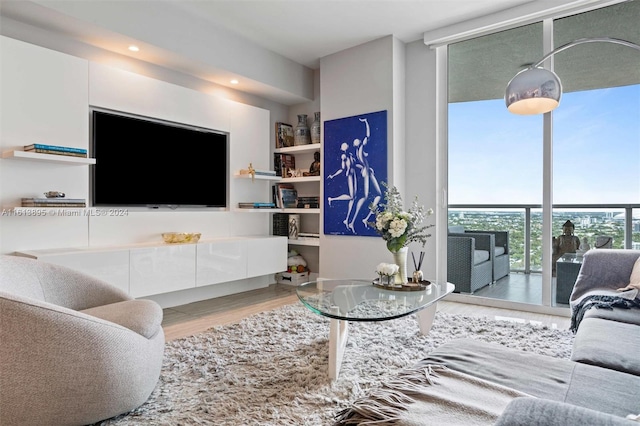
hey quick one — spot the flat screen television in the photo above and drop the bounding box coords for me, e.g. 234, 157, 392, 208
91, 109, 228, 209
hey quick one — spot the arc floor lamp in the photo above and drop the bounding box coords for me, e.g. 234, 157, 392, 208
505, 37, 640, 115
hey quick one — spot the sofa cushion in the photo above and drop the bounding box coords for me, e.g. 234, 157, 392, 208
495, 397, 632, 426
495, 247, 505, 257
571, 317, 640, 376
81, 299, 163, 339
583, 304, 640, 326
474, 250, 490, 265
448, 225, 465, 234
424, 338, 640, 417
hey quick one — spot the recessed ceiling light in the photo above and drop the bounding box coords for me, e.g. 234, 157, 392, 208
230, 79, 239, 85
128, 45, 140, 52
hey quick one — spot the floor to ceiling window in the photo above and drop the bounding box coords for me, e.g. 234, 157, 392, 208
447, 1, 640, 308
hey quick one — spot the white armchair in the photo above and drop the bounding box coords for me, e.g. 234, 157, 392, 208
0, 255, 165, 426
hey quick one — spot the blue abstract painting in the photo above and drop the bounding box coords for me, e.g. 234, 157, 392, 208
323, 110, 387, 236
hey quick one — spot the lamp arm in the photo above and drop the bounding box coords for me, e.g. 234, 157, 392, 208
531, 37, 640, 68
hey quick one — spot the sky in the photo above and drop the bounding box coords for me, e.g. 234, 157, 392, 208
448, 84, 640, 205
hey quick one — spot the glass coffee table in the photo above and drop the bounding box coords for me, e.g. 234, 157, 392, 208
296, 279, 455, 379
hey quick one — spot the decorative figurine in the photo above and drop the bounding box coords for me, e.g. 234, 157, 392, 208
303, 151, 320, 177
552, 220, 581, 275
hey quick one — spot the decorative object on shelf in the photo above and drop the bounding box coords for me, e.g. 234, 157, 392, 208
288, 214, 300, 240
161, 232, 201, 244
297, 196, 319, 209
276, 183, 297, 208
22, 197, 86, 208
278, 250, 309, 285
294, 114, 311, 146
412, 251, 425, 283
369, 182, 434, 284
324, 110, 387, 237
272, 213, 289, 236
286, 249, 307, 273
24, 143, 88, 158
44, 191, 65, 198
303, 151, 321, 177
275, 122, 294, 148
274, 153, 296, 177
288, 168, 303, 178
238, 202, 275, 209
310, 112, 321, 144
245, 163, 256, 181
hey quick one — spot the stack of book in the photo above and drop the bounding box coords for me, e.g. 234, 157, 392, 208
273, 153, 295, 177
275, 183, 297, 208
297, 196, 319, 209
24, 144, 88, 158
22, 198, 87, 208
238, 202, 276, 209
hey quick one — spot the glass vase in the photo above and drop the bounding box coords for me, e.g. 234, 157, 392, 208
310, 111, 321, 144
391, 246, 409, 284
294, 114, 311, 145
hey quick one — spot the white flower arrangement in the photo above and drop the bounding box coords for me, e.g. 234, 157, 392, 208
376, 262, 399, 285
369, 182, 434, 253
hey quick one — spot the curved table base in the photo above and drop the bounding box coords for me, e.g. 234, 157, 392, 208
328, 303, 438, 380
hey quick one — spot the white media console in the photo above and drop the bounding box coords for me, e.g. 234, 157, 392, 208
15, 236, 287, 299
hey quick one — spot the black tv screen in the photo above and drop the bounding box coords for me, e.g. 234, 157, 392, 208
91, 109, 228, 208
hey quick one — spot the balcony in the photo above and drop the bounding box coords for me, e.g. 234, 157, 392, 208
448, 203, 640, 306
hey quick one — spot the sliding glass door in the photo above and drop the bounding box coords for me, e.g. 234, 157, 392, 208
446, 1, 640, 308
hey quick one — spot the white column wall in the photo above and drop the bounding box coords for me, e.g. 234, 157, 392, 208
319, 36, 409, 280
405, 40, 439, 282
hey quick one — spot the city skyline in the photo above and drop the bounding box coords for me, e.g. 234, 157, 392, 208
448, 84, 640, 205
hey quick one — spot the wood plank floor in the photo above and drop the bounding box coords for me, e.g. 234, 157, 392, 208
162, 283, 571, 341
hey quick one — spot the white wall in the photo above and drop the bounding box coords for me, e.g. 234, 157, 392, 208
319, 36, 410, 280
405, 40, 439, 281
0, 38, 272, 260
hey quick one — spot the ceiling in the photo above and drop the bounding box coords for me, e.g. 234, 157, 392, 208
1, 0, 637, 104
166, 0, 536, 69
0, 0, 534, 103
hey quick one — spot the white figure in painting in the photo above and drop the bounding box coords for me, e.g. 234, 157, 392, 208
327, 142, 357, 230
350, 117, 382, 231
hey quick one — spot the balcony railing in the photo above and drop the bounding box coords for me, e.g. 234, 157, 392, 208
448, 203, 640, 274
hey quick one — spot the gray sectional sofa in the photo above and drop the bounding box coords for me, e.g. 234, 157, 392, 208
336, 249, 640, 425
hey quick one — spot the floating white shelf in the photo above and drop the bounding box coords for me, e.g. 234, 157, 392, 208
274, 143, 321, 154
281, 208, 320, 214
234, 208, 278, 213
233, 173, 281, 181
1, 150, 95, 165
280, 176, 321, 183
288, 238, 320, 247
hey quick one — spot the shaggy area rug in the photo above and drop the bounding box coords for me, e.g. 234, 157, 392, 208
99, 303, 574, 426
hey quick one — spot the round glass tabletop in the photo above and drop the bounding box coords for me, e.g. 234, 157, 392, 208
296, 279, 455, 321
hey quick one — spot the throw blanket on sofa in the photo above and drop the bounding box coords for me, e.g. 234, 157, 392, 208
334, 365, 530, 426
570, 292, 640, 333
